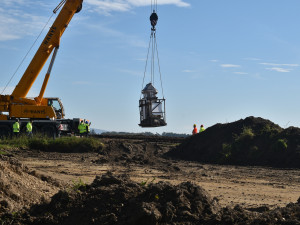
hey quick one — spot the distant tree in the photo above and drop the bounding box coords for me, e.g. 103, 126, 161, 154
162, 132, 189, 138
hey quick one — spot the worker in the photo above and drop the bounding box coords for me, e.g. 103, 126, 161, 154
192, 124, 197, 135
85, 120, 90, 137
26, 120, 33, 137
13, 119, 20, 137
199, 124, 205, 133
78, 120, 86, 137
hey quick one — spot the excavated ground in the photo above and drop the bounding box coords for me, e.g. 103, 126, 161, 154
0, 117, 300, 224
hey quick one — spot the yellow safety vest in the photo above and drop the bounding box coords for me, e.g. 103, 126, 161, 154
78, 123, 86, 134
13, 122, 20, 133
26, 122, 33, 132
199, 127, 205, 133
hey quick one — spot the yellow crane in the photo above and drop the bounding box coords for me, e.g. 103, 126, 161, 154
0, 0, 85, 138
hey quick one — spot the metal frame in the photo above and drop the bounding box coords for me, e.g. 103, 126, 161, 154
139, 98, 166, 127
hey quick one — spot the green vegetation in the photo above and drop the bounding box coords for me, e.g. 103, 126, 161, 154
139, 177, 156, 186
71, 178, 87, 192
234, 127, 255, 141
102, 131, 189, 137
219, 124, 292, 166
0, 136, 104, 152
273, 138, 288, 151
0, 135, 30, 150
0, 150, 8, 155
221, 143, 232, 159
260, 124, 281, 137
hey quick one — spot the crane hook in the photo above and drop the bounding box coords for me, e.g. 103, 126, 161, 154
150, 10, 158, 30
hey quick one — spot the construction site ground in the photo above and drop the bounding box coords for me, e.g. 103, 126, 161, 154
9, 135, 300, 210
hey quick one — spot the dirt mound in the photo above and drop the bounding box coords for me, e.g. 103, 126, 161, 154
166, 116, 300, 168
0, 155, 60, 217
6, 173, 300, 225
13, 172, 220, 225
93, 139, 177, 170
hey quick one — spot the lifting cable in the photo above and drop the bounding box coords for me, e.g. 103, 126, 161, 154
0, 0, 66, 95
141, 0, 164, 99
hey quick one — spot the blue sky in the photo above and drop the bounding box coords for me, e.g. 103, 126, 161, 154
1, 0, 300, 134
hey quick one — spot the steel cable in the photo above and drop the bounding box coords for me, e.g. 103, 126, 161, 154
154, 33, 164, 99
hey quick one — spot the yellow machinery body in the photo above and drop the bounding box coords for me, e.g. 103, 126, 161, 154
0, 0, 83, 120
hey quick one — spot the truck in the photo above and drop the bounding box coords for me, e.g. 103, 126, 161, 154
0, 0, 86, 138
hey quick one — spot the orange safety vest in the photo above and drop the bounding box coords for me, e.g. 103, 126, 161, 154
192, 127, 197, 135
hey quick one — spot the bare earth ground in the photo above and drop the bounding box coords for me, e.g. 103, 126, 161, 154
8, 136, 300, 211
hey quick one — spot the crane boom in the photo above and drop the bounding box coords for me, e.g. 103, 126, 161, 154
12, 0, 83, 98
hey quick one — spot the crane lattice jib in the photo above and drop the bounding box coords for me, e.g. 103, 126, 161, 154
11, 0, 83, 98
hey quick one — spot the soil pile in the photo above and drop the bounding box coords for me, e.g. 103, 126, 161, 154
0, 155, 60, 216
166, 116, 300, 168
93, 139, 176, 169
15, 172, 221, 225
7, 173, 300, 225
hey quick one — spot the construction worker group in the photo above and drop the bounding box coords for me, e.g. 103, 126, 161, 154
12, 119, 33, 137
11, 119, 90, 137
78, 120, 91, 137
192, 124, 205, 135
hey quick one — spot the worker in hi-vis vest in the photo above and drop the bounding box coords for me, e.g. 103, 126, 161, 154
85, 121, 90, 137
13, 119, 20, 137
192, 124, 197, 135
199, 124, 205, 133
78, 120, 86, 137
26, 120, 33, 137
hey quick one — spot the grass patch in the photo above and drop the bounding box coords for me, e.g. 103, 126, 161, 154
234, 127, 255, 141
0, 150, 8, 155
29, 136, 104, 152
0, 136, 104, 153
273, 138, 288, 152
71, 178, 87, 192
0, 135, 30, 149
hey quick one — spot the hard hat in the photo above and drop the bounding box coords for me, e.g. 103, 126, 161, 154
193, 124, 196, 127
85, 121, 88, 124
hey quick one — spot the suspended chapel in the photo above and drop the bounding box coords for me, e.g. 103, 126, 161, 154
139, 1, 167, 128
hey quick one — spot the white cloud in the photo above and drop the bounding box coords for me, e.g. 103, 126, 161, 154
0, 7, 49, 41
128, 0, 190, 7
220, 64, 241, 68
266, 67, 292, 73
0, 0, 189, 41
260, 63, 299, 67
252, 73, 264, 80
210, 59, 218, 62
85, 23, 147, 48
85, 0, 190, 14
234, 72, 248, 75
244, 57, 261, 61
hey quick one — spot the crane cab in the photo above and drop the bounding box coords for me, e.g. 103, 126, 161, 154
139, 83, 166, 127
47, 98, 65, 119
